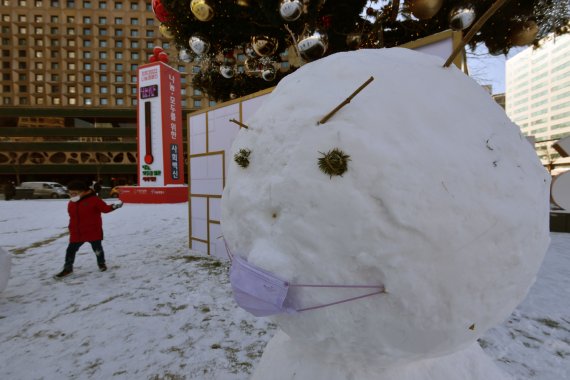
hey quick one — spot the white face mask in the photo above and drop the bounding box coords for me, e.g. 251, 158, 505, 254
70, 195, 81, 202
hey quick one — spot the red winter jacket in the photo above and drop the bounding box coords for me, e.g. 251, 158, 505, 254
68, 191, 114, 243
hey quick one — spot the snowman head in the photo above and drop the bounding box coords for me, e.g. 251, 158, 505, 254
221, 49, 550, 363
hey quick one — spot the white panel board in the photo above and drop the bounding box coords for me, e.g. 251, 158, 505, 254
414, 38, 452, 61
209, 197, 221, 222
209, 223, 228, 260
242, 95, 268, 120
189, 113, 207, 155
208, 103, 241, 153
190, 196, 208, 240
190, 154, 224, 195
191, 240, 208, 256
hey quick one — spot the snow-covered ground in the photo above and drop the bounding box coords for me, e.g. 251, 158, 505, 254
0, 200, 568, 380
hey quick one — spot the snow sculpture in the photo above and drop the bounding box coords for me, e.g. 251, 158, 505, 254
221, 49, 551, 380
0, 247, 11, 293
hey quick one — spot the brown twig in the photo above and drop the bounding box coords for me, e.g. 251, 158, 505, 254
229, 118, 249, 129
318, 76, 375, 125
443, 0, 511, 68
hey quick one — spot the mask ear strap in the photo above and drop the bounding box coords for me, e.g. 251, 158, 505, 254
289, 284, 386, 313
221, 236, 234, 262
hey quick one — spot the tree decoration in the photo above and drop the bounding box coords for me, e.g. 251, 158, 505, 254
178, 48, 193, 63
251, 35, 280, 57
318, 148, 351, 178
159, 23, 174, 38
449, 4, 476, 31
407, 0, 444, 20
280, 0, 304, 22
220, 64, 236, 78
158, 0, 570, 101
261, 65, 277, 81
190, 0, 215, 22
189, 34, 211, 55
152, 0, 171, 23
234, 148, 252, 168
297, 29, 329, 62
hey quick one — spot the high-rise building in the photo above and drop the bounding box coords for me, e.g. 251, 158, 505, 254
506, 32, 570, 170
0, 0, 202, 186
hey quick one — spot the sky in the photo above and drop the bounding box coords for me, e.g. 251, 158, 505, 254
0, 200, 568, 379
467, 45, 527, 94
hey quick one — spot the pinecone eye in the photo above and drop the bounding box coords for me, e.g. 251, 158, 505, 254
318, 148, 350, 178
234, 148, 251, 168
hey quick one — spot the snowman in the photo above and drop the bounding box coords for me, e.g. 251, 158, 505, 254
221, 49, 550, 379
0, 247, 12, 293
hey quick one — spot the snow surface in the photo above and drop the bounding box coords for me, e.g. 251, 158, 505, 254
0, 200, 568, 379
221, 49, 551, 378
0, 246, 10, 292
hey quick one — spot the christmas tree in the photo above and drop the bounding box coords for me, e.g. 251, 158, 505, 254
154, 0, 570, 102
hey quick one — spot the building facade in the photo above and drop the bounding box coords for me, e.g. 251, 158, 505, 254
506, 33, 570, 171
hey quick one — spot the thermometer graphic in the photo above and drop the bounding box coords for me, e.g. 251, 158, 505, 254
144, 101, 154, 164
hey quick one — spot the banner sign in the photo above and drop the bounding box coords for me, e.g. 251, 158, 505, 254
137, 62, 185, 187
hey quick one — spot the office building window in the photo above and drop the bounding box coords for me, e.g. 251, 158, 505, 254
66, 0, 75, 7
19, 85, 28, 92
35, 50, 43, 58
116, 40, 123, 48
130, 40, 139, 48
115, 1, 122, 8
101, 86, 108, 93
130, 18, 139, 25
67, 28, 75, 35
34, 15, 43, 22
194, 100, 202, 107
115, 17, 123, 24
68, 62, 76, 70
83, 0, 91, 7
99, 28, 108, 35
83, 16, 91, 24
130, 29, 139, 37
84, 62, 92, 70
101, 98, 109, 105
69, 98, 76, 105
83, 28, 92, 35
130, 1, 137, 9
99, 17, 107, 24
115, 63, 124, 71
99, 51, 108, 59
116, 98, 125, 105
100, 63, 107, 70
99, 40, 107, 47
83, 39, 92, 47
84, 74, 92, 81
99, 1, 106, 8
67, 39, 75, 47
115, 52, 123, 59
116, 74, 124, 82
85, 86, 92, 93
84, 98, 92, 105
50, 0, 59, 6
50, 15, 58, 22
68, 74, 76, 81
130, 75, 136, 83
68, 51, 76, 58
145, 29, 153, 37
69, 85, 76, 93
115, 28, 123, 36
35, 27, 43, 34
146, 18, 154, 26
100, 74, 108, 81
83, 51, 92, 59
50, 27, 58, 34
131, 52, 139, 60
116, 86, 124, 94
35, 74, 44, 81
35, 97, 44, 105
19, 15, 27, 22
130, 64, 138, 71
19, 26, 27, 34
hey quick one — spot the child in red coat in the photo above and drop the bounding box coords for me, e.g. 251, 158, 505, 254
54, 180, 122, 279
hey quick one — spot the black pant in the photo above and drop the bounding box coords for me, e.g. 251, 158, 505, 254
64, 240, 105, 270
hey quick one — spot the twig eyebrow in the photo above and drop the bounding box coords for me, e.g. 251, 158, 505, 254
318, 76, 374, 125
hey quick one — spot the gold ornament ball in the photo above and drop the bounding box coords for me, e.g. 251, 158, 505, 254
251, 35, 279, 57
190, 0, 214, 22
510, 20, 539, 46
159, 23, 173, 39
407, 0, 443, 20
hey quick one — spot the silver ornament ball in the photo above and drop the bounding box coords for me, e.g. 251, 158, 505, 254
220, 64, 235, 79
189, 35, 210, 55
261, 65, 276, 81
297, 29, 328, 62
178, 49, 193, 63
279, 0, 303, 22
449, 5, 476, 31
251, 35, 279, 57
